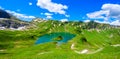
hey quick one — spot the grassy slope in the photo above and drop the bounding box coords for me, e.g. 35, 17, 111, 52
0, 20, 120, 59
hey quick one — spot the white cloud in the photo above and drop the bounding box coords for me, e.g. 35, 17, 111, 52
110, 20, 120, 26
46, 15, 52, 19
37, 0, 68, 15
102, 4, 120, 19
41, 13, 44, 15
0, 6, 35, 21
29, 2, 32, 5
0, 6, 35, 20
84, 20, 90, 22
6, 10, 35, 21
87, 3, 120, 26
94, 20, 110, 24
87, 10, 109, 20
87, 4, 120, 19
60, 19, 68, 22
65, 15, 70, 17
41, 13, 53, 19
44, 13, 53, 16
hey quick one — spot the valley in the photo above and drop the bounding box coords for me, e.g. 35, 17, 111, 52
0, 18, 120, 59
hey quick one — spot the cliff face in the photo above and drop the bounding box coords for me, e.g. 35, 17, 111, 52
0, 9, 29, 29
0, 18, 28, 28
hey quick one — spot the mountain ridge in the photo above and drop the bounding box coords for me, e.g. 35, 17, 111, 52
0, 9, 29, 30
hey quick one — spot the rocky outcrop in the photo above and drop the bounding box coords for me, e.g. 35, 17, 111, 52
0, 9, 29, 30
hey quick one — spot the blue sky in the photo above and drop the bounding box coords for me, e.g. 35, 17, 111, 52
0, 0, 120, 25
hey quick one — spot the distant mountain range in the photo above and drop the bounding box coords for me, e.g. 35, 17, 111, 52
0, 9, 119, 30
32, 18, 119, 30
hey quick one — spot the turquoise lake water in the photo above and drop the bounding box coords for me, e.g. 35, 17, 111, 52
35, 32, 76, 44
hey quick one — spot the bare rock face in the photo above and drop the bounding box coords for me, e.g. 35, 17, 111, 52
0, 9, 29, 30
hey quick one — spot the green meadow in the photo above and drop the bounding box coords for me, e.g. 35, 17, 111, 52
0, 20, 120, 59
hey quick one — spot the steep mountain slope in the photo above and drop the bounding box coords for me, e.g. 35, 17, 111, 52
0, 9, 11, 18
0, 9, 29, 30
31, 18, 115, 31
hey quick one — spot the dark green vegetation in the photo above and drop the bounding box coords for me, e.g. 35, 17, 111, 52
52, 36, 63, 41
0, 18, 120, 59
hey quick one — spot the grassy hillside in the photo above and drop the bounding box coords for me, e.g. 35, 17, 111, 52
0, 19, 120, 59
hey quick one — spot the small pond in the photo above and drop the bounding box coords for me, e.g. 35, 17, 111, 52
35, 32, 76, 44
